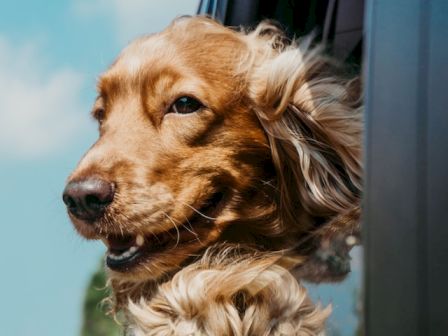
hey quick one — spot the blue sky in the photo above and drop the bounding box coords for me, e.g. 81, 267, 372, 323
0, 1, 361, 335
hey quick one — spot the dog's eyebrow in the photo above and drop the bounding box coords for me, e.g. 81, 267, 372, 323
97, 75, 122, 99
97, 77, 110, 96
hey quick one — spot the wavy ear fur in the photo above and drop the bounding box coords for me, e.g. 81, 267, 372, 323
246, 23, 363, 234
127, 245, 330, 336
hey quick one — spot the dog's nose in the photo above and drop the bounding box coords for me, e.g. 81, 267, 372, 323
63, 178, 115, 221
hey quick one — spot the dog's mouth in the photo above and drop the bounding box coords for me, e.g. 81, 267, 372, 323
103, 230, 176, 270
102, 191, 226, 272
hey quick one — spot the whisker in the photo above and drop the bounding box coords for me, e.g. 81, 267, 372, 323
178, 216, 199, 237
143, 264, 153, 274
160, 211, 180, 248
179, 200, 217, 220
119, 222, 124, 237
182, 215, 203, 244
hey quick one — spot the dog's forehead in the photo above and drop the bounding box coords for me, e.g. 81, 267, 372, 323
96, 34, 185, 98
98, 18, 247, 99
111, 34, 175, 77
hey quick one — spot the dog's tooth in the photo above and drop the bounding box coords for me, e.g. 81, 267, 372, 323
107, 245, 139, 262
109, 254, 119, 261
136, 234, 144, 247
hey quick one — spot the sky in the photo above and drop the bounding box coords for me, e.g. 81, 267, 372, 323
0, 1, 361, 335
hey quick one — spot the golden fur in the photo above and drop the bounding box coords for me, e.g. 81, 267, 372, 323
126, 246, 331, 336
65, 16, 362, 334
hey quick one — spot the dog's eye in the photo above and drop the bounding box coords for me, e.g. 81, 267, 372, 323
93, 107, 105, 124
170, 96, 203, 114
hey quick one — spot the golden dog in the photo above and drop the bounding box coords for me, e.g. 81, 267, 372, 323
63, 16, 362, 334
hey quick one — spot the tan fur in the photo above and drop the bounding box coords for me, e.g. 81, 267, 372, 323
65, 16, 362, 330
126, 246, 331, 336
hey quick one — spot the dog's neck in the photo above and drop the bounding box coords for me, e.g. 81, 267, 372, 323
110, 272, 170, 312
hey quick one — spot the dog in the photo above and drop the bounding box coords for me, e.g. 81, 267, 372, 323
63, 16, 362, 334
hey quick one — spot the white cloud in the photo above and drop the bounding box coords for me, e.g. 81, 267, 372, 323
0, 37, 89, 159
74, 0, 199, 44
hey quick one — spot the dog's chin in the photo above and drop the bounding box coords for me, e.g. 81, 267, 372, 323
105, 218, 232, 282
105, 236, 217, 282
102, 225, 220, 278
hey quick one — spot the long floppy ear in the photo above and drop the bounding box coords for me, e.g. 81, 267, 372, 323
247, 26, 363, 233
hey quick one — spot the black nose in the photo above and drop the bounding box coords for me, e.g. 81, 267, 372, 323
63, 178, 115, 221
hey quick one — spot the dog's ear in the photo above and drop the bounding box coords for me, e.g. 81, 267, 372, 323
249, 39, 362, 229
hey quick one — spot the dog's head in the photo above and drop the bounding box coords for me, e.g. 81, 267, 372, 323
63, 17, 361, 285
